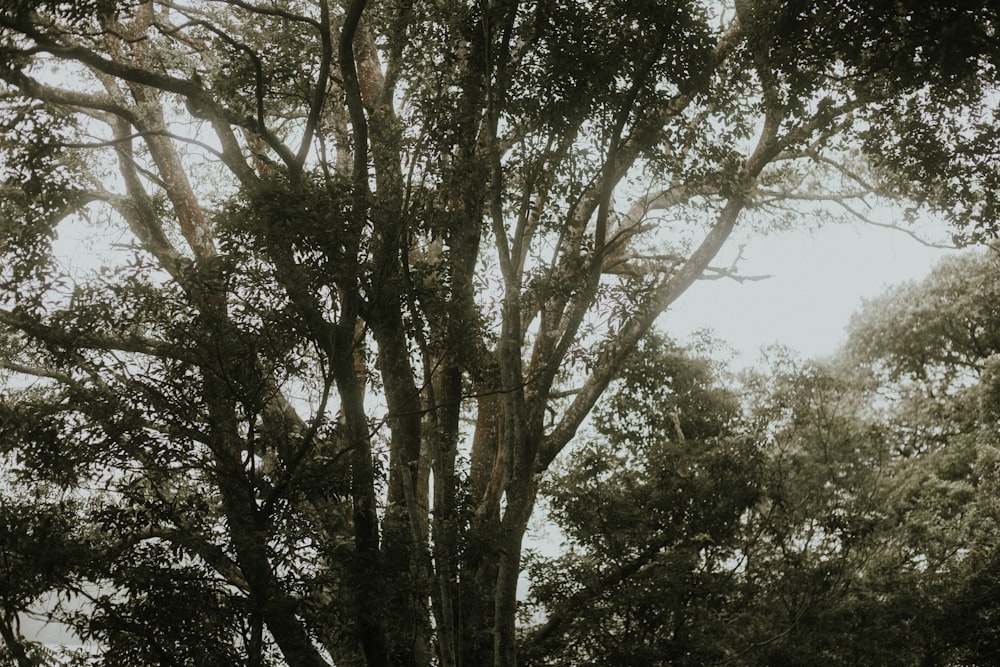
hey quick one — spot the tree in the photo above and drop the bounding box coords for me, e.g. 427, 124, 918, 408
737, 254, 1000, 667
845, 250, 1000, 665
525, 251, 1000, 666
731, 353, 927, 667
0, 1, 997, 665
520, 334, 762, 666
521, 338, 909, 666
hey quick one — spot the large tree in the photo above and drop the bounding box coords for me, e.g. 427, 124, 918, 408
0, 1, 997, 665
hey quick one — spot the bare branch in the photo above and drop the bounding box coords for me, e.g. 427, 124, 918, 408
833, 200, 958, 249
701, 243, 774, 283
700, 267, 773, 283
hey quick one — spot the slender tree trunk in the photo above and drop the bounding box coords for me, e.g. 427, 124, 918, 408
458, 520, 502, 667
493, 444, 542, 667
0, 612, 33, 667
205, 382, 332, 667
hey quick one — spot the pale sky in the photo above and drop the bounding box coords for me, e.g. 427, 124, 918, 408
663, 218, 961, 364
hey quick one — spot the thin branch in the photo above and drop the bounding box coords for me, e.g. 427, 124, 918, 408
0, 308, 194, 362
808, 150, 881, 194
0, 361, 74, 383
833, 200, 957, 249
1, 69, 136, 122
700, 267, 773, 283
754, 188, 873, 205
202, 0, 322, 29
701, 243, 774, 283
56, 127, 229, 165
294, 0, 333, 173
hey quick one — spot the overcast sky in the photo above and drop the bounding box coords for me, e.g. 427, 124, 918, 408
662, 216, 961, 365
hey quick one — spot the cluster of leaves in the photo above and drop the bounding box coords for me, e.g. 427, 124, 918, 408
523, 250, 1000, 666
855, 5, 1000, 241
513, 0, 715, 133
737, 0, 1000, 241
0, 1, 128, 26
0, 101, 85, 294
522, 334, 763, 666
0, 475, 259, 666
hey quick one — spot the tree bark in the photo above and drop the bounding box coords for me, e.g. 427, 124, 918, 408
0, 612, 34, 667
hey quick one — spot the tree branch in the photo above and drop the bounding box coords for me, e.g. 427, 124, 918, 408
2, 69, 136, 122
1, 16, 298, 171
539, 106, 787, 471
294, 0, 333, 174
833, 200, 957, 249
339, 0, 371, 196
527, 532, 677, 649
0, 361, 75, 383
0, 308, 193, 362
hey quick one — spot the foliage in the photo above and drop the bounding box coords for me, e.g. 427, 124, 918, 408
522, 334, 761, 666
844, 250, 1000, 665
525, 251, 1000, 665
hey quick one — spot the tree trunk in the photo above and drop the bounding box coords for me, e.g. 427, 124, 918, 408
0, 612, 34, 667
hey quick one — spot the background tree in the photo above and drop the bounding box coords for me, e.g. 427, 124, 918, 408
0, 1, 998, 666
520, 333, 762, 666
845, 250, 1000, 666
522, 340, 906, 666
732, 353, 924, 667
525, 251, 1000, 666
